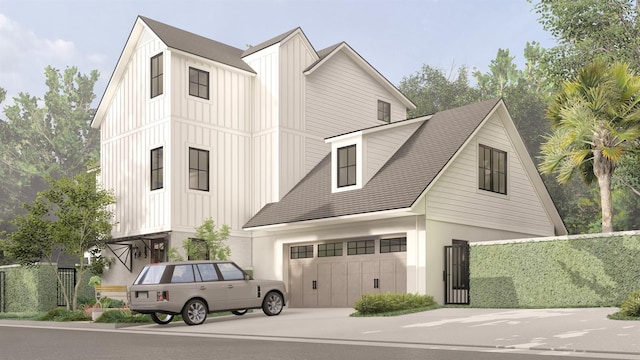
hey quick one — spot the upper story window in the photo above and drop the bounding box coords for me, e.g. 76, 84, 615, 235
378, 100, 390, 122
337, 145, 357, 188
189, 67, 209, 99
150, 147, 163, 190
189, 147, 209, 191
479, 144, 507, 195
150, 53, 163, 98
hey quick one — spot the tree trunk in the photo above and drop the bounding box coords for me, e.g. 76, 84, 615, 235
597, 173, 614, 233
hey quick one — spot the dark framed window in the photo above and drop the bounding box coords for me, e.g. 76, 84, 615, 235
189, 147, 209, 191
290, 245, 313, 259
380, 237, 407, 253
151, 147, 163, 190
479, 144, 507, 195
378, 100, 390, 122
337, 145, 356, 187
347, 240, 374, 255
189, 67, 209, 99
318, 242, 343, 257
150, 53, 163, 98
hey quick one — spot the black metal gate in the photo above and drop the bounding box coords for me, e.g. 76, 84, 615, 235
57, 268, 76, 307
444, 240, 470, 305
0, 271, 5, 312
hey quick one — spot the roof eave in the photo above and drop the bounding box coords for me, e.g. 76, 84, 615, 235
92, 17, 147, 128
243, 207, 414, 232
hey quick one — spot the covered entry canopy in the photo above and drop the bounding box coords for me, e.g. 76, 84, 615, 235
105, 232, 170, 272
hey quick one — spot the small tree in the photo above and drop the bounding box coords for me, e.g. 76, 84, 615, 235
176, 218, 231, 261
1, 169, 115, 310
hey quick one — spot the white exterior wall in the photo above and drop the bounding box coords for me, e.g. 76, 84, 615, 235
305, 50, 407, 173
425, 112, 557, 237
243, 45, 280, 212
278, 35, 318, 198
100, 30, 170, 239
168, 52, 254, 232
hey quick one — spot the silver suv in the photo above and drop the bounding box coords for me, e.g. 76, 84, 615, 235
128, 260, 287, 325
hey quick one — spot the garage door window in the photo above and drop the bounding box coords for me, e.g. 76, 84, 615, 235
291, 245, 313, 259
347, 240, 374, 255
318, 242, 343, 257
380, 238, 407, 253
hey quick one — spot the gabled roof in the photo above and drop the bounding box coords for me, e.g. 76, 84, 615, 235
139, 16, 254, 73
304, 42, 415, 111
242, 27, 303, 57
243, 98, 502, 229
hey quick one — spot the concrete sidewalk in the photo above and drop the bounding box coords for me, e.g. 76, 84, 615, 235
131, 307, 640, 358
1, 307, 639, 358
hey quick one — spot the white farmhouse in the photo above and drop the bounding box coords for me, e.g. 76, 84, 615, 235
92, 16, 566, 306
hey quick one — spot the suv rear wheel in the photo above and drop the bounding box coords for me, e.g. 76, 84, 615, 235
182, 299, 208, 325
150, 312, 174, 325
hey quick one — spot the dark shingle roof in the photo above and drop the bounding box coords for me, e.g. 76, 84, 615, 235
139, 16, 255, 73
243, 98, 501, 229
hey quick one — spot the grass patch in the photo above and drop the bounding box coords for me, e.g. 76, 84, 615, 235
351, 304, 439, 317
0, 312, 43, 320
93, 309, 152, 323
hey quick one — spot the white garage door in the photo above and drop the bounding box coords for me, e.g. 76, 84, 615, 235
288, 237, 407, 308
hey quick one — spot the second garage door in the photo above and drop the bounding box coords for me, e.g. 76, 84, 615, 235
288, 237, 407, 308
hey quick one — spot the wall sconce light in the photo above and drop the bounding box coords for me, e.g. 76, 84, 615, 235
132, 245, 140, 258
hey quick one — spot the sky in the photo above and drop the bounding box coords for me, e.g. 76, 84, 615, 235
0, 0, 557, 105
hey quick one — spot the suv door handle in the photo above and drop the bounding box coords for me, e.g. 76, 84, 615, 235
200, 286, 206, 290
227, 284, 234, 288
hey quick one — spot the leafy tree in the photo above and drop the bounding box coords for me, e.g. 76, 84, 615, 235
169, 218, 231, 261
0, 66, 100, 257
539, 61, 640, 232
399, 65, 482, 117
1, 169, 115, 310
530, 0, 640, 82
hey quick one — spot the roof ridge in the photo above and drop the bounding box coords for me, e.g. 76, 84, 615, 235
241, 27, 305, 57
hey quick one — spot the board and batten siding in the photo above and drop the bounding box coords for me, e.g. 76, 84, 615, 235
99, 31, 171, 238
277, 34, 317, 198
425, 113, 556, 236
167, 53, 254, 232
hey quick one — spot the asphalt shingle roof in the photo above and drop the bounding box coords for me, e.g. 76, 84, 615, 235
139, 16, 255, 73
243, 98, 501, 229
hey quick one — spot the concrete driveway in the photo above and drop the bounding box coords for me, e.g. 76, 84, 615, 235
129, 307, 639, 358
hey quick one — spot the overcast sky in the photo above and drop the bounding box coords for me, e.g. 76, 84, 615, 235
0, 0, 556, 105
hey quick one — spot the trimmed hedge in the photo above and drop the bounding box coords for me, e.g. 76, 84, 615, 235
469, 234, 640, 308
0, 264, 94, 312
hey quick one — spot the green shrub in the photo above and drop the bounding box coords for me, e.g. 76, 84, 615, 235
619, 290, 640, 317
99, 297, 125, 309
94, 309, 151, 323
353, 292, 436, 315
37, 307, 91, 322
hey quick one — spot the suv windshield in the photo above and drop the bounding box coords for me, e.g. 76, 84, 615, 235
134, 265, 166, 284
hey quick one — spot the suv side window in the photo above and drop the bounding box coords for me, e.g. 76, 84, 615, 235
196, 263, 219, 282
217, 262, 245, 281
171, 265, 195, 283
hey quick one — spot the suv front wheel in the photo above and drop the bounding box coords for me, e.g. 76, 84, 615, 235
262, 291, 283, 316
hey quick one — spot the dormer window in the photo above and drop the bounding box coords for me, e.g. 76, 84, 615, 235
378, 100, 390, 122
338, 145, 357, 187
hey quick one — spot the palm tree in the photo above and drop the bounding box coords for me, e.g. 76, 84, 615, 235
539, 61, 640, 233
